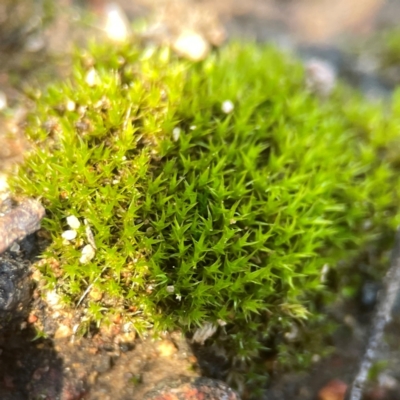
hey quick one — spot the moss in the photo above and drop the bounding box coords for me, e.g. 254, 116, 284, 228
10, 39, 400, 392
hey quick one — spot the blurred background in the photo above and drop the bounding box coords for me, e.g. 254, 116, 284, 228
1, 0, 400, 168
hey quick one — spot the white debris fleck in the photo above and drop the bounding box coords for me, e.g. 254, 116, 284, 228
85, 68, 98, 87
172, 127, 181, 142
173, 30, 209, 61
78, 105, 87, 116
122, 322, 133, 333
79, 244, 96, 264
192, 322, 218, 345
66, 215, 80, 230
104, 2, 130, 42
62, 230, 77, 241
320, 263, 330, 283
0, 91, 7, 110
146, 284, 154, 293
72, 323, 80, 334
66, 100, 76, 111
221, 100, 234, 114
190, 125, 196, 130
362, 219, 372, 231
312, 354, 321, 363
166, 285, 175, 294
284, 324, 299, 342
217, 319, 227, 327
46, 290, 63, 310
305, 58, 336, 97
176, 294, 182, 301
84, 219, 97, 249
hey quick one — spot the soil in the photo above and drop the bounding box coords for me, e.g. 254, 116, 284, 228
2, 1, 400, 399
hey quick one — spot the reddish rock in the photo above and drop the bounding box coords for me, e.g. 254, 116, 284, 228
28, 313, 38, 324
318, 379, 348, 400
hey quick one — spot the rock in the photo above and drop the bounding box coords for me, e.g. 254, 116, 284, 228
66, 215, 80, 230
62, 230, 77, 241
79, 244, 96, 264
0, 198, 45, 254
318, 379, 347, 400
94, 355, 112, 374
0, 254, 31, 328
144, 376, 240, 400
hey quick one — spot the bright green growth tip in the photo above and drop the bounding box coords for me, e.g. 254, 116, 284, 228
11, 40, 400, 390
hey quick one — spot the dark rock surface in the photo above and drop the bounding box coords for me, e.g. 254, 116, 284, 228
0, 251, 31, 328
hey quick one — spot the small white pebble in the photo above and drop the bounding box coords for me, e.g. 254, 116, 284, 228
217, 319, 227, 327
46, 290, 62, 310
312, 354, 321, 363
123, 322, 133, 333
66, 100, 76, 111
221, 100, 234, 114
79, 244, 96, 264
78, 105, 87, 115
172, 127, 181, 142
85, 68, 98, 87
166, 285, 175, 294
173, 31, 209, 61
66, 215, 80, 230
62, 230, 77, 241
9, 242, 20, 253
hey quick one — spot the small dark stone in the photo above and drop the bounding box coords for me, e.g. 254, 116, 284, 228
119, 343, 131, 353
94, 355, 112, 373
361, 281, 381, 311
0, 255, 31, 328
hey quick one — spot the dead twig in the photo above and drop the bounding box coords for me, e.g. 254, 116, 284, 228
345, 228, 400, 400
